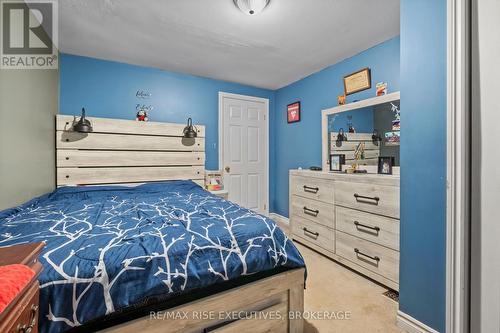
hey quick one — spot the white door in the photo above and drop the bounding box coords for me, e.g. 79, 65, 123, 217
471, 1, 500, 332
220, 93, 268, 214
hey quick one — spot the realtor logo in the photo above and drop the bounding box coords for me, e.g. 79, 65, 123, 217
1, 0, 58, 69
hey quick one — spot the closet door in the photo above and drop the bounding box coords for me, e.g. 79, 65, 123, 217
471, 1, 500, 332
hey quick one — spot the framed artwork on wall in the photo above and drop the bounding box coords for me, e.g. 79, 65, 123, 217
287, 101, 301, 123
343, 67, 372, 95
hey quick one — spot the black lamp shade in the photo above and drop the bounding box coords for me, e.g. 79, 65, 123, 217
183, 118, 197, 138
73, 108, 93, 133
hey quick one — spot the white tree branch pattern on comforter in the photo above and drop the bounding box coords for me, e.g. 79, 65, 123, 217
0, 181, 304, 333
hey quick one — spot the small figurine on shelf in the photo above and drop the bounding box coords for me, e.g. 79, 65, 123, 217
338, 93, 346, 105
136, 104, 152, 122
354, 142, 366, 160
376, 82, 388, 96
136, 109, 149, 122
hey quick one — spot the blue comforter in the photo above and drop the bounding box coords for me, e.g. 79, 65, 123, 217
0, 181, 305, 333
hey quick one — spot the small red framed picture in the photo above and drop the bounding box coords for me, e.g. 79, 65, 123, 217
287, 101, 301, 123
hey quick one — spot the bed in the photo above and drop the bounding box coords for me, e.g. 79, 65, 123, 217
0, 115, 306, 333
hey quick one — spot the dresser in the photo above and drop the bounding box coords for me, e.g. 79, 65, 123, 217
289, 169, 400, 290
0, 243, 44, 333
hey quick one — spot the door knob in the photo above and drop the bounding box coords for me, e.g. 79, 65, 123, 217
225, 166, 231, 173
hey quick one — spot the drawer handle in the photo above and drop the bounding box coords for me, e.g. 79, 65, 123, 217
354, 221, 380, 233
354, 193, 380, 205
303, 185, 319, 194
303, 227, 319, 239
354, 248, 380, 263
17, 304, 38, 333
303, 206, 319, 217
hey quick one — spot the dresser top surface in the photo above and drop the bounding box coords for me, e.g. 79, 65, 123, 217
0, 242, 44, 267
290, 169, 400, 186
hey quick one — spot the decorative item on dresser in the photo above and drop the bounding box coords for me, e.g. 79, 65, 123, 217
289, 169, 400, 290
0, 243, 44, 333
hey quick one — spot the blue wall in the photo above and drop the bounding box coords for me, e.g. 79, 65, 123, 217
273, 37, 400, 216
399, 0, 447, 331
59, 54, 275, 171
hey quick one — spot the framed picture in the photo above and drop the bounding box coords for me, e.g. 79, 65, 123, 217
330, 154, 345, 172
384, 131, 400, 146
343, 68, 372, 95
287, 101, 301, 123
378, 157, 395, 175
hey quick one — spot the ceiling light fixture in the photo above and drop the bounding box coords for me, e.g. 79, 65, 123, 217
233, 0, 270, 15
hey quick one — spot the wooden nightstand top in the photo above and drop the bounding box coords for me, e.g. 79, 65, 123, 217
0, 242, 44, 268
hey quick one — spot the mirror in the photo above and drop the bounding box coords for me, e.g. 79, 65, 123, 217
326, 100, 400, 172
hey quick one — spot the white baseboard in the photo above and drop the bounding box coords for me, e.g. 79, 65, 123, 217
269, 213, 289, 226
396, 311, 440, 333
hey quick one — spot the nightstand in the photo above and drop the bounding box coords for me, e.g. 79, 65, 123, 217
209, 189, 229, 200
0, 243, 44, 333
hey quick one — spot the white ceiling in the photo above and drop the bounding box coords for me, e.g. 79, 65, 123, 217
59, 0, 400, 90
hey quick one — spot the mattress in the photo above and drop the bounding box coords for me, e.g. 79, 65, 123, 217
0, 180, 305, 333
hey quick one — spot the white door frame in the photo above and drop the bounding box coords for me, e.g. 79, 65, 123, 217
218, 92, 270, 215
446, 0, 470, 332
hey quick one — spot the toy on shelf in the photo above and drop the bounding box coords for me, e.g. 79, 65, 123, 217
376, 82, 388, 96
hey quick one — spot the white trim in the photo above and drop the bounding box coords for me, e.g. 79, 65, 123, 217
269, 213, 289, 226
218, 92, 270, 215
397, 311, 440, 333
320, 92, 400, 171
446, 0, 470, 333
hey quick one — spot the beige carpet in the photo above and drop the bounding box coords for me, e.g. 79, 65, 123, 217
293, 242, 403, 333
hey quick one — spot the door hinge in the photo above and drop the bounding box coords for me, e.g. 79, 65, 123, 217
264, 204, 267, 210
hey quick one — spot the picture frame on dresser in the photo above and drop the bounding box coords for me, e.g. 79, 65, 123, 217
329, 154, 345, 172
378, 157, 394, 175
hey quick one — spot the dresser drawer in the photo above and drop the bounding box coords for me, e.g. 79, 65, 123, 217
290, 175, 334, 204
335, 231, 399, 283
334, 181, 399, 218
291, 195, 334, 229
292, 216, 334, 252
336, 206, 399, 250
4, 283, 40, 333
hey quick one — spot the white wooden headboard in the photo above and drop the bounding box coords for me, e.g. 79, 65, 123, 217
56, 115, 205, 187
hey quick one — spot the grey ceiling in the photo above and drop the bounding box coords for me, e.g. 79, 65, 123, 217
59, 0, 400, 90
